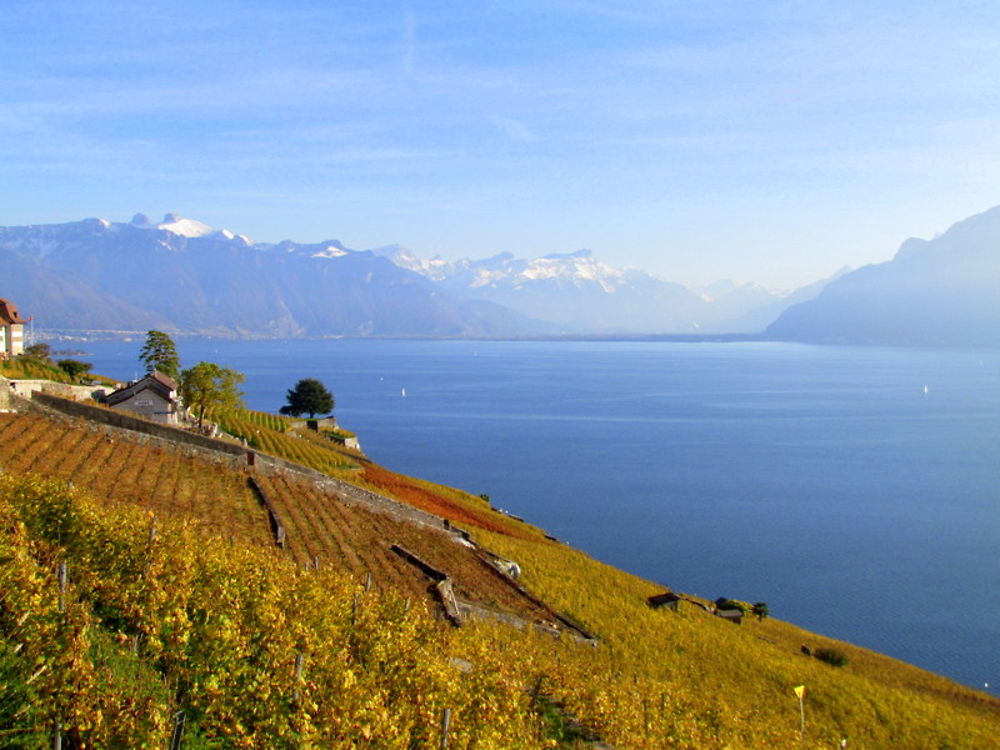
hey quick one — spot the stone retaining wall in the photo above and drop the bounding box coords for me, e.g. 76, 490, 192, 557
9, 380, 108, 402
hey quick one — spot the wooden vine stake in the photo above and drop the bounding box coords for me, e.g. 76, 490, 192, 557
57, 561, 68, 613
169, 710, 186, 750
440, 708, 452, 750
294, 652, 305, 703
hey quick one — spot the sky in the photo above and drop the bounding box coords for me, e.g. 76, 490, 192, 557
3, 1, 1000, 288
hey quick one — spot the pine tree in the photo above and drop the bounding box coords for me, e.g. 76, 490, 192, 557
138, 330, 180, 380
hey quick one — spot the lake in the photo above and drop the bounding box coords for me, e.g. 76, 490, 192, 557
75, 337, 1000, 695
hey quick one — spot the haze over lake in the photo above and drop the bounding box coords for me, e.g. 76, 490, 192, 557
82, 338, 1000, 695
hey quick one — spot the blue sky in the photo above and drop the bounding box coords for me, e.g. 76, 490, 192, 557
3, 1, 1000, 287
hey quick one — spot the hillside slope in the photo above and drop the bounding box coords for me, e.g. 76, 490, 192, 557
767, 205, 1000, 345
0, 400, 996, 748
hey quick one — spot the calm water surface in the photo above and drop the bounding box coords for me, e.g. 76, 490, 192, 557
79, 338, 1000, 695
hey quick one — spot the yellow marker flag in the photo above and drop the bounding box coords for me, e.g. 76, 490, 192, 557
793, 685, 806, 699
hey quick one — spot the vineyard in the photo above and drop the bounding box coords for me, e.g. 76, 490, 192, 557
1, 404, 998, 747
212, 409, 360, 475
213, 407, 537, 538
252, 472, 559, 624
0, 474, 561, 748
473, 527, 1000, 749
0, 411, 562, 631
0, 412, 273, 548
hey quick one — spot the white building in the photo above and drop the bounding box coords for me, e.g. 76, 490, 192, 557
0, 298, 27, 359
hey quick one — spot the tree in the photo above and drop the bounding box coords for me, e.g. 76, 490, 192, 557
139, 330, 180, 381
751, 602, 770, 622
280, 378, 334, 418
56, 359, 94, 382
179, 362, 245, 428
22, 343, 52, 363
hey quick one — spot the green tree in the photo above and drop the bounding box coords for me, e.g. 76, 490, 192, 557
751, 602, 770, 622
22, 343, 52, 363
56, 359, 94, 382
280, 378, 334, 418
139, 330, 180, 381
179, 362, 245, 428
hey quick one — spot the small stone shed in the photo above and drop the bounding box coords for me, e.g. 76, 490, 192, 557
647, 592, 683, 611
106, 371, 180, 425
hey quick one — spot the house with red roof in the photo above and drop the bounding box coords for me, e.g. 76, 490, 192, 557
0, 298, 27, 359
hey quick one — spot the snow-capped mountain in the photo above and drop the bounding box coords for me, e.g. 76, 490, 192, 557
0, 215, 547, 337
0, 212, 846, 338
372, 246, 828, 334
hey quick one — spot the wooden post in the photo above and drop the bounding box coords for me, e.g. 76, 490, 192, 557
365, 571, 372, 592
57, 562, 68, 613
312, 555, 320, 571
440, 708, 452, 750
294, 652, 305, 703
169, 710, 186, 750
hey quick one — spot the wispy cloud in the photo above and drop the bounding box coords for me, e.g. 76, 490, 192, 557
495, 118, 539, 143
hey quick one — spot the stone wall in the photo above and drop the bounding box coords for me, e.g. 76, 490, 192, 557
10, 380, 109, 402
0, 376, 12, 413
31, 391, 250, 459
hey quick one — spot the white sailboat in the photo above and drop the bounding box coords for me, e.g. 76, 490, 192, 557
401, 387, 407, 398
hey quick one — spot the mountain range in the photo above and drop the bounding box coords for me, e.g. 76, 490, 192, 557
1, 213, 825, 338
369, 245, 836, 334
0, 214, 545, 338
2, 207, 997, 344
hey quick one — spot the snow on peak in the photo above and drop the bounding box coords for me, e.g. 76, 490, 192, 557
155, 213, 214, 238
517, 250, 624, 292
312, 245, 349, 258
370, 244, 452, 280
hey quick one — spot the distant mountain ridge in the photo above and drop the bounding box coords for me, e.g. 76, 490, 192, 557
371, 245, 828, 334
1, 213, 832, 338
766, 206, 1000, 346
0, 215, 548, 337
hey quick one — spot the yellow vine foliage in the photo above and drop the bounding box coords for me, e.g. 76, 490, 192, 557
1, 420, 998, 749
474, 528, 1000, 749
0, 475, 550, 749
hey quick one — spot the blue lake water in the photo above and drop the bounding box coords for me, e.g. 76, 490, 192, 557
77, 338, 1000, 695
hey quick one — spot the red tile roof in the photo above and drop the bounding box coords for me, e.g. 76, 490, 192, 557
0, 299, 27, 325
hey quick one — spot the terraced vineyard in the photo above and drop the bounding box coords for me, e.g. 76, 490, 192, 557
0, 412, 273, 548
213, 409, 361, 474
0, 410, 559, 628
214, 408, 536, 539
253, 472, 556, 621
